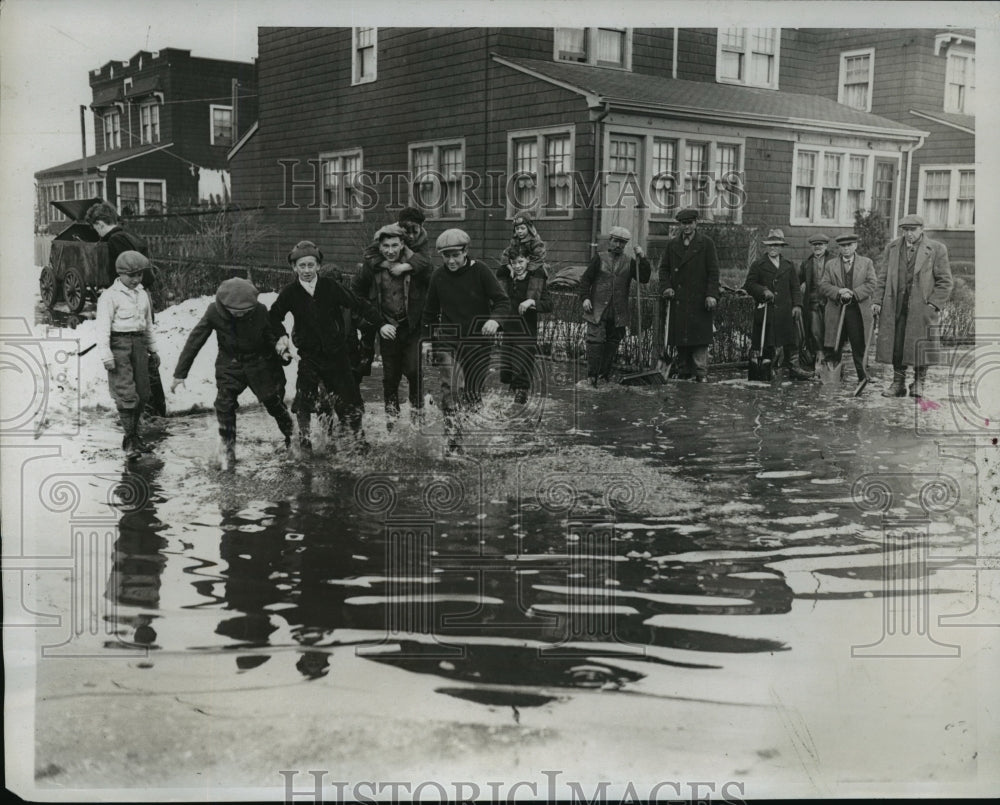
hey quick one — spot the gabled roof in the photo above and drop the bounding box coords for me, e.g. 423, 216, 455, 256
34, 143, 176, 179
227, 121, 259, 161
493, 56, 926, 142
909, 108, 975, 135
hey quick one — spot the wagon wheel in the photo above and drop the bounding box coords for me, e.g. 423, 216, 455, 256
39, 267, 58, 308
62, 268, 86, 313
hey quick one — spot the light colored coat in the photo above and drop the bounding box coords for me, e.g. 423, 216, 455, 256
819, 255, 877, 349
873, 235, 953, 366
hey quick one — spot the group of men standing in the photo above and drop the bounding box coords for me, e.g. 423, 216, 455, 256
649, 207, 953, 395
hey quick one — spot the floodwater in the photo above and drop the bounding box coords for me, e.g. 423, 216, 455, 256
31, 359, 988, 792
98, 365, 978, 681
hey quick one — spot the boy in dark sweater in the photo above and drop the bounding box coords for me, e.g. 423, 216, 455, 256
171, 277, 294, 470
496, 253, 552, 404
421, 229, 510, 454
268, 241, 380, 452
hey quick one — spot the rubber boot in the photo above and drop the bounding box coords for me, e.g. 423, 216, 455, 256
882, 369, 908, 397
788, 347, 814, 380
384, 393, 400, 433
264, 396, 294, 449
131, 408, 153, 452
297, 412, 312, 451
909, 366, 927, 398
119, 409, 141, 460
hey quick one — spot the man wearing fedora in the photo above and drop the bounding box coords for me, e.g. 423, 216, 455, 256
579, 226, 651, 385
798, 233, 832, 370
819, 233, 877, 385
872, 215, 953, 398
658, 207, 720, 382
743, 229, 813, 380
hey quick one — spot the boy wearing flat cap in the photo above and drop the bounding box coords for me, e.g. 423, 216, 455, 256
872, 215, 953, 398
798, 233, 831, 369
579, 226, 651, 385
819, 233, 877, 385
269, 241, 380, 452
95, 250, 161, 459
744, 229, 812, 380
353, 223, 431, 430
171, 277, 294, 470
658, 207, 719, 381
421, 228, 510, 454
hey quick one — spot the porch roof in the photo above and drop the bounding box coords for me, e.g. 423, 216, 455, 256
493, 56, 926, 142
909, 108, 975, 135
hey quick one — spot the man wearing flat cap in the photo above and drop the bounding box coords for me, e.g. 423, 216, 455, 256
95, 250, 161, 459
579, 226, 651, 384
658, 208, 719, 381
819, 233, 877, 386
798, 233, 831, 370
872, 215, 953, 398
269, 240, 381, 452
744, 229, 813, 380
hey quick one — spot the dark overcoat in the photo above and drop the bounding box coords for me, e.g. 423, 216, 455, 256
872, 236, 953, 366
743, 255, 802, 347
819, 255, 877, 350
657, 231, 720, 346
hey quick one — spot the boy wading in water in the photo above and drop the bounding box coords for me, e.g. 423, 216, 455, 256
95, 251, 161, 460
171, 277, 294, 471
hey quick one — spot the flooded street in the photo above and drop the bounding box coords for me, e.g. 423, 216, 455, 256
25, 359, 994, 796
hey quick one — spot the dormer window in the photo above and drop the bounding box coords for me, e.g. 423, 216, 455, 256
103, 110, 121, 150
352, 27, 377, 85
210, 104, 233, 146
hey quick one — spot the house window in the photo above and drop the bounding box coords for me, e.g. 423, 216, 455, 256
103, 110, 121, 150
320, 149, 364, 222
507, 127, 574, 219
846, 156, 868, 218
945, 47, 975, 114
39, 183, 66, 226
839, 49, 874, 112
140, 102, 160, 144
554, 28, 631, 69
792, 146, 895, 226
651, 138, 677, 211
73, 178, 102, 199
117, 179, 166, 216
353, 27, 377, 84
918, 166, 975, 230
210, 105, 233, 146
410, 139, 465, 220
649, 136, 743, 222
717, 28, 779, 89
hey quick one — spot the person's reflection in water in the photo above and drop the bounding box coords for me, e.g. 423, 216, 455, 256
296, 651, 331, 680
107, 460, 168, 649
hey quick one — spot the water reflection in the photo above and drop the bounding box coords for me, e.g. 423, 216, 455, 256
103, 374, 976, 706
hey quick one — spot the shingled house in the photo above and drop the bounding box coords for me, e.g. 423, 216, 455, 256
229, 28, 975, 268
35, 48, 257, 231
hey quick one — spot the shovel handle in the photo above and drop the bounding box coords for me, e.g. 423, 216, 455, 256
757, 302, 769, 352
832, 303, 848, 352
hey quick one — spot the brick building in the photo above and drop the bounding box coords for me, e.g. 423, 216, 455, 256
35, 48, 257, 231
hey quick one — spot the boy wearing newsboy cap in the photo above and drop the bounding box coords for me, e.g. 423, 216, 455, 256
95, 251, 161, 459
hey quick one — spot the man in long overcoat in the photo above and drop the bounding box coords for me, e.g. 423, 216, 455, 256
872, 215, 953, 398
658, 207, 719, 381
743, 229, 812, 380
819, 233, 877, 385
798, 232, 831, 370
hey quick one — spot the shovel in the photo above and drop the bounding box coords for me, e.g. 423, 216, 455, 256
620, 271, 666, 386
747, 302, 772, 381
656, 301, 675, 380
853, 312, 878, 396
817, 304, 847, 386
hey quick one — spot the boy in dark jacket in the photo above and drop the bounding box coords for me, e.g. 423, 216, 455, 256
269, 241, 380, 452
422, 228, 510, 454
496, 253, 552, 404
353, 224, 431, 430
500, 213, 547, 277
171, 277, 294, 470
